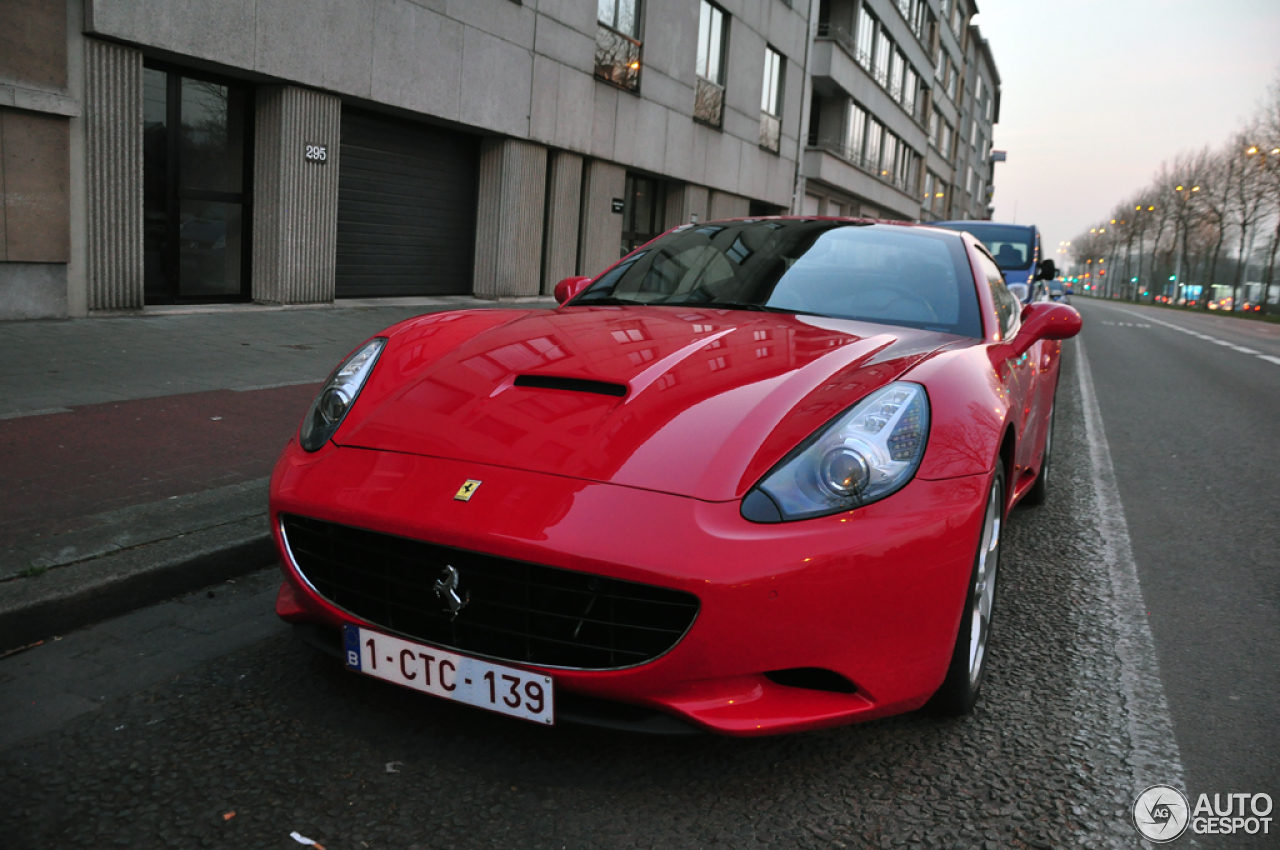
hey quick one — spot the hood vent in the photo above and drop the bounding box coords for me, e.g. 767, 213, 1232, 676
514, 375, 628, 397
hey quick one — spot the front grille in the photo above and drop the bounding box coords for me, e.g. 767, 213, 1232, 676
281, 515, 700, 670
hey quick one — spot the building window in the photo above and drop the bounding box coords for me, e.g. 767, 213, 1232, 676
595, 0, 643, 91
621, 173, 666, 255
897, 145, 918, 193
902, 66, 918, 119
856, 7, 876, 67
872, 26, 891, 88
846, 101, 868, 163
143, 63, 253, 304
865, 119, 883, 171
889, 50, 904, 100
759, 46, 784, 152
694, 0, 728, 126
881, 133, 899, 180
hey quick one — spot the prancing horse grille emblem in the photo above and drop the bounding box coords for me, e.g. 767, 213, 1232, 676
434, 565, 470, 619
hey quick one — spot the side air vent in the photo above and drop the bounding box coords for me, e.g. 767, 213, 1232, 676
514, 375, 628, 397
764, 668, 858, 694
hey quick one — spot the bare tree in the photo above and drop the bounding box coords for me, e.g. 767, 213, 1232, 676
1227, 128, 1272, 310
1252, 76, 1280, 314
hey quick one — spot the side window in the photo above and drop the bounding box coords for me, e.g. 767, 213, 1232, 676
976, 250, 1018, 339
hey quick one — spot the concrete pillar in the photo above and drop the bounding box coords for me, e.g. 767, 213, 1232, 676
541, 151, 581, 294
83, 38, 142, 311
577, 159, 625, 277
709, 191, 750, 221
252, 86, 341, 304
473, 138, 547, 299
664, 183, 708, 230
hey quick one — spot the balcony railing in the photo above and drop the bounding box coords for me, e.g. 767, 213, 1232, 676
595, 24, 641, 92
759, 112, 781, 152
807, 135, 917, 196
694, 76, 724, 127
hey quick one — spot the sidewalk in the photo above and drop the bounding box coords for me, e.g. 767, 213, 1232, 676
0, 296, 554, 651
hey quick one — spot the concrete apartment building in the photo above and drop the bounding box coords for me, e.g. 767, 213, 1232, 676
0, 0, 999, 321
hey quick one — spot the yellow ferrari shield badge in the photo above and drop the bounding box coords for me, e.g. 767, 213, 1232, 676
454, 479, 482, 501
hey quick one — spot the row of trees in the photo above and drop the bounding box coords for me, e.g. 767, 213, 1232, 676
1069, 73, 1280, 314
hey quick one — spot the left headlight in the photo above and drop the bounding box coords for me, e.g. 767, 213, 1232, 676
741, 381, 930, 523
299, 338, 386, 452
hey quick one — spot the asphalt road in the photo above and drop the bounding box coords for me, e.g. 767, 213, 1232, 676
0, 307, 1273, 848
1074, 299, 1280, 804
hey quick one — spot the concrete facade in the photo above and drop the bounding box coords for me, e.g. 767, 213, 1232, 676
473, 138, 548, 299
542, 151, 583, 294
252, 86, 342, 304
84, 38, 142, 311
802, 0, 1000, 223
1, 0, 1002, 320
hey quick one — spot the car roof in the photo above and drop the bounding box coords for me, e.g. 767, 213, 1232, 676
932, 220, 1037, 235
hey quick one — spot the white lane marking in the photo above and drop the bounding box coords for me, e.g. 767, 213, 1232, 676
1075, 338, 1185, 796
1118, 309, 1278, 366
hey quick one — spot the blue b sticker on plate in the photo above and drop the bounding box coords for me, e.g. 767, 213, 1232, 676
342, 624, 362, 671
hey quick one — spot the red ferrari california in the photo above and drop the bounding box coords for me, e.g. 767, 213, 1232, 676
270, 218, 1081, 736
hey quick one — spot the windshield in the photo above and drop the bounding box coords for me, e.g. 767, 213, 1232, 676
572, 221, 982, 338
931, 222, 1036, 272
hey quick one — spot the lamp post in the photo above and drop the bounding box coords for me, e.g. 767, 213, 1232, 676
1171, 183, 1200, 306
1244, 143, 1279, 315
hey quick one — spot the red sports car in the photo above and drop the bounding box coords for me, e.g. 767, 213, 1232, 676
270, 219, 1081, 736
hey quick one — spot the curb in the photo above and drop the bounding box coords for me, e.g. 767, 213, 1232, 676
0, 517, 278, 652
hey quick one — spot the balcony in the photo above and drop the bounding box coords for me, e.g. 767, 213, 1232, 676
694, 76, 724, 127
816, 22, 867, 68
814, 26, 921, 131
807, 134, 917, 196
595, 24, 641, 92
759, 112, 781, 153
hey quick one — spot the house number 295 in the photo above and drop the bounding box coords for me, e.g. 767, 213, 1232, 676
304, 143, 328, 163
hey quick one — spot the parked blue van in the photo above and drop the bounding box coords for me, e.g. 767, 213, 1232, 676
930, 221, 1057, 303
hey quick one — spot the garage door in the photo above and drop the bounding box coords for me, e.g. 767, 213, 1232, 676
336, 111, 480, 297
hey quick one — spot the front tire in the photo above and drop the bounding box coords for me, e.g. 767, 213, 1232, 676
930, 467, 1004, 716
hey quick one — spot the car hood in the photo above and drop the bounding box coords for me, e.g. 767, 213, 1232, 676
337, 307, 962, 501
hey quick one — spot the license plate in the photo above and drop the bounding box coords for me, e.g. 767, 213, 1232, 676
342, 625, 554, 725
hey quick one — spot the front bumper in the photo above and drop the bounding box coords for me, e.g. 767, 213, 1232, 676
270, 440, 988, 736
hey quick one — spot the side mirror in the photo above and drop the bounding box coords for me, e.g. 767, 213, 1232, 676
553, 276, 592, 305
1012, 302, 1082, 356
1037, 259, 1058, 280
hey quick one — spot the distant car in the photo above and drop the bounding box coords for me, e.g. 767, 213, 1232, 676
930, 221, 1057, 305
270, 218, 1082, 736
1047, 281, 1069, 303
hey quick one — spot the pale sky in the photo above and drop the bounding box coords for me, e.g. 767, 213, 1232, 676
971, 0, 1280, 260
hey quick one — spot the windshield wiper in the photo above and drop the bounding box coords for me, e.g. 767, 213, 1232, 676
572, 295, 642, 306
701, 301, 826, 317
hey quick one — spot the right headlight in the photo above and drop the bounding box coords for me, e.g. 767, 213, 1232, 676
741, 381, 930, 523
299, 338, 385, 452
